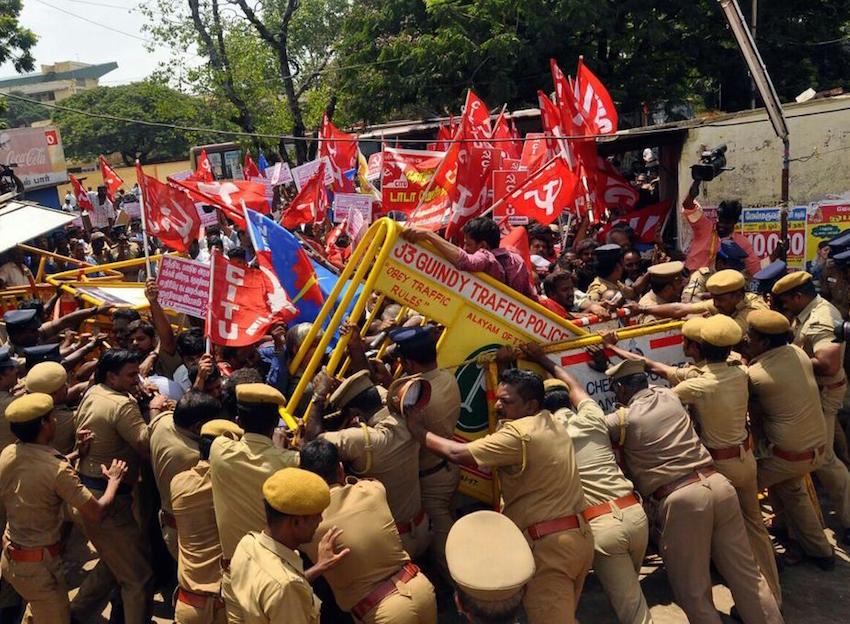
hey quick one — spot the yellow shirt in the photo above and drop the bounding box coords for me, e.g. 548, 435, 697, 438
171, 461, 221, 594
52, 405, 76, 456
468, 410, 585, 530
793, 295, 846, 387
149, 411, 201, 514
698, 292, 769, 335
674, 361, 749, 449
586, 276, 626, 303
230, 531, 320, 624
0, 390, 16, 453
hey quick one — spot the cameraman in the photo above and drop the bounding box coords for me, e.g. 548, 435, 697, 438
682, 179, 762, 277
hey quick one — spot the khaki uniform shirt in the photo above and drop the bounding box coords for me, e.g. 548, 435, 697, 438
149, 411, 201, 514
586, 276, 627, 303
414, 367, 461, 471
0, 443, 93, 547
209, 433, 299, 560
75, 384, 148, 483
556, 400, 635, 507
603, 386, 712, 497
230, 531, 320, 624
0, 390, 16, 452
748, 344, 826, 453
674, 362, 749, 450
666, 362, 705, 385
322, 408, 421, 523
697, 292, 769, 335
468, 410, 585, 530
171, 461, 221, 594
302, 479, 409, 611
52, 405, 76, 456
820, 260, 850, 319
793, 295, 847, 387
681, 267, 712, 303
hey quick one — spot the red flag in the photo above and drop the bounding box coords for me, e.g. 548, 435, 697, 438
520, 133, 548, 171
99, 157, 123, 201
462, 90, 492, 138
500, 225, 535, 292
537, 91, 567, 156
136, 163, 202, 253
281, 162, 329, 228
596, 201, 671, 244
243, 153, 261, 180
500, 156, 580, 225
207, 250, 297, 347
69, 175, 92, 211
381, 147, 448, 215
408, 142, 459, 231
492, 111, 521, 160
169, 178, 270, 227
551, 59, 586, 137
434, 124, 453, 152
597, 157, 639, 212
324, 220, 350, 268
193, 149, 214, 183
319, 112, 358, 192
575, 57, 618, 135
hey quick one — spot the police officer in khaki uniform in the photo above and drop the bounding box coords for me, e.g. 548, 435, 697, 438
635, 261, 685, 324
24, 362, 76, 455
601, 359, 783, 624
528, 343, 652, 624
745, 309, 835, 567
0, 393, 128, 623
306, 370, 430, 559
772, 271, 850, 545
171, 417, 244, 624
72, 349, 153, 624
405, 367, 594, 624
446, 510, 535, 624
586, 244, 635, 303
389, 326, 461, 577
209, 383, 299, 623
0, 347, 22, 453
300, 439, 438, 623
671, 315, 782, 605
230, 467, 349, 624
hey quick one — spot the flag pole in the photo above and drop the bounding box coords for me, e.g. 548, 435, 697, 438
480, 153, 562, 218
135, 160, 152, 278
407, 125, 463, 223
205, 248, 216, 355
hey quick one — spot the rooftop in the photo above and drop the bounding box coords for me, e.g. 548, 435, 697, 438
0, 61, 118, 89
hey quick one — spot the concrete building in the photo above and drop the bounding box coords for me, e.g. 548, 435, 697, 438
0, 61, 118, 104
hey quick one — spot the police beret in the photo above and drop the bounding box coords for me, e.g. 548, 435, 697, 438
0, 346, 22, 369
681, 317, 706, 342
828, 229, 850, 248
833, 250, 850, 264
647, 261, 684, 281
200, 419, 244, 439
389, 326, 435, 356
5, 393, 53, 423
747, 310, 791, 335
594, 243, 623, 260
262, 468, 330, 516
717, 240, 749, 260
25, 361, 67, 394
753, 260, 787, 283
771, 271, 812, 295
235, 383, 286, 407
22, 343, 61, 369
446, 511, 535, 602
543, 378, 569, 392
3, 309, 40, 331
329, 370, 373, 411
700, 314, 742, 347
706, 269, 746, 295
605, 359, 646, 380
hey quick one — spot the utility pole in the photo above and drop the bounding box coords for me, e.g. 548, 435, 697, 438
750, 0, 758, 110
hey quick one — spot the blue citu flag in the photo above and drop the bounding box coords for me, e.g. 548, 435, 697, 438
245, 208, 325, 324
258, 150, 269, 176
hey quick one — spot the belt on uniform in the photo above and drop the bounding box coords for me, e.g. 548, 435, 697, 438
395, 508, 426, 535
818, 378, 847, 391
159, 510, 178, 530
582, 493, 640, 523
772, 444, 825, 463
78, 473, 133, 496
652, 466, 717, 501
351, 562, 419, 620
418, 459, 448, 478
526, 514, 581, 540
220, 558, 231, 572
5, 542, 60, 562
176, 587, 225, 610
708, 437, 752, 461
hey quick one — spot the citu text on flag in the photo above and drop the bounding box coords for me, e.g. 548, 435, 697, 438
135, 162, 202, 253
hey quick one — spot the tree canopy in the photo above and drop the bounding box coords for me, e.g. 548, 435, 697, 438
1, 91, 46, 128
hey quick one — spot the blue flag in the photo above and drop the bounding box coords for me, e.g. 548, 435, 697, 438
258, 150, 269, 175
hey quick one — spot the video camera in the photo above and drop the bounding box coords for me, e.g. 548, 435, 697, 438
691, 144, 731, 182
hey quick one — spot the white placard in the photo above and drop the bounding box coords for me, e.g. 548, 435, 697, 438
333, 193, 373, 223
292, 156, 334, 191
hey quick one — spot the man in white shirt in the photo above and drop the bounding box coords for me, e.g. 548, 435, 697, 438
88, 186, 115, 230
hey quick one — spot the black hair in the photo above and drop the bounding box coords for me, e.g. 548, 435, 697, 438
543, 389, 571, 412
528, 224, 555, 251
17, 299, 45, 321
174, 391, 221, 429
263, 500, 291, 526
343, 386, 382, 417
112, 308, 141, 323
220, 368, 263, 417
718, 200, 743, 223
300, 439, 341, 484
237, 403, 280, 434
701, 343, 733, 363
499, 368, 544, 407
207, 235, 224, 251
462, 217, 500, 250
751, 329, 793, 350
456, 588, 525, 624
650, 278, 674, 296
199, 435, 214, 461
187, 360, 222, 386
95, 349, 141, 384
127, 319, 155, 339
783, 281, 817, 300
542, 272, 573, 299
227, 246, 247, 261
398, 335, 437, 365
10, 415, 49, 443
595, 257, 622, 278
576, 239, 599, 254
614, 373, 649, 394
176, 329, 205, 358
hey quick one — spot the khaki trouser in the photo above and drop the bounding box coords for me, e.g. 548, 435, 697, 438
657, 472, 783, 624
815, 385, 850, 527
399, 512, 431, 561
0, 547, 69, 623
714, 449, 782, 607
77, 491, 154, 624
361, 570, 437, 624
523, 522, 595, 624
0, 509, 21, 610
419, 462, 458, 578
588, 502, 652, 624
758, 452, 833, 558
174, 592, 227, 624
221, 567, 245, 624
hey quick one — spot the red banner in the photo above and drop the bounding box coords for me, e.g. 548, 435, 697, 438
282, 162, 329, 228
501, 156, 580, 225
136, 163, 202, 252
99, 156, 124, 201
70, 175, 92, 211
380, 147, 446, 215
575, 57, 618, 135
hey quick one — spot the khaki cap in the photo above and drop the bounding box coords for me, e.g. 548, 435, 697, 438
25, 362, 67, 394
681, 317, 706, 342
446, 511, 535, 602
6, 393, 53, 423
605, 359, 646, 379
747, 309, 791, 335
543, 378, 569, 392
200, 419, 244, 439
647, 261, 684, 281
771, 271, 812, 295
329, 370, 373, 410
235, 383, 286, 407
262, 468, 330, 516
700, 314, 742, 347
706, 269, 746, 295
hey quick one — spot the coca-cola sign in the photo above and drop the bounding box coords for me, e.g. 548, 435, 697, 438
0, 127, 68, 190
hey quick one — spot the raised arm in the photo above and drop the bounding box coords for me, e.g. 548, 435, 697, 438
144, 278, 176, 355
520, 342, 591, 406
401, 228, 461, 265
599, 330, 680, 379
